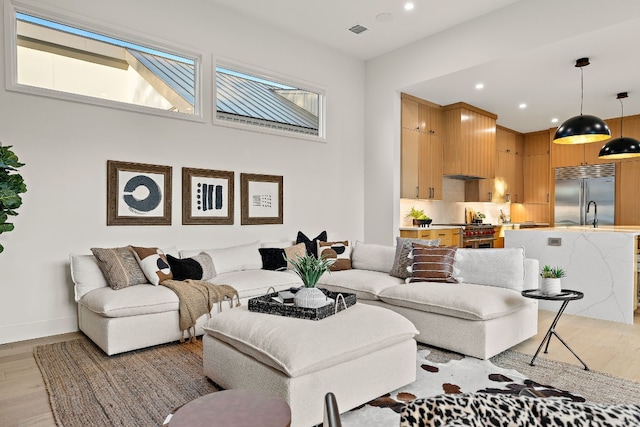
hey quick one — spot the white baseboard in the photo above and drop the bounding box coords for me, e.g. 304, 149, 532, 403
0, 316, 79, 345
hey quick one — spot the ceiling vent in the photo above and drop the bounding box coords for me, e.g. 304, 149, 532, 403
348, 24, 369, 35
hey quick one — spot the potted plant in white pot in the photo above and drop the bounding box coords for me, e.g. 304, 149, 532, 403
540, 265, 565, 295
286, 253, 335, 308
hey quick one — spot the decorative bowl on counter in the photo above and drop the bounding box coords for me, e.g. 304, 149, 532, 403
413, 219, 433, 227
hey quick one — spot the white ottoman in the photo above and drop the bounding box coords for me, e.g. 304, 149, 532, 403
203, 303, 418, 427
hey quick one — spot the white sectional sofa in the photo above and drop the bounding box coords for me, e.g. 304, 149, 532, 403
70, 239, 538, 358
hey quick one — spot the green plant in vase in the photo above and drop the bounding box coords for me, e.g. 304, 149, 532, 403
0, 145, 27, 254
286, 253, 336, 308
540, 265, 565, 295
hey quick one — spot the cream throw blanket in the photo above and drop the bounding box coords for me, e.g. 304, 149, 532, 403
161, 279, 240, 342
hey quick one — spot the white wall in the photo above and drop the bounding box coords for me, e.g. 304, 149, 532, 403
363, 0, 640, 245
0, 0, 365, 344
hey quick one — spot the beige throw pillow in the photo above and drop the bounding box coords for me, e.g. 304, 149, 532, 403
91, 247, 148, 290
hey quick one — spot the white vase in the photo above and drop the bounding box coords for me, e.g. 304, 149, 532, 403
541, 278, 562, 296
294, 287, 329, 308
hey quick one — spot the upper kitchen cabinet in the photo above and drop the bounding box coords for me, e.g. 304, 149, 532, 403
465, 126, 523, 203
496, 126, 524, 203
442, 103, 497, 179
401, 93, 442, 136
523, 130, 550, 204
401, 93, 444, 200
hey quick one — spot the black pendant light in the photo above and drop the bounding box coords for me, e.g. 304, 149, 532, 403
553, 58, 611, 145
599, 92, 640, 159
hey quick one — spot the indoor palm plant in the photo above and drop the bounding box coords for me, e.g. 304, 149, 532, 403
540, 265, 565, 295
0, 145, 27, 254
286, 253, 335, 308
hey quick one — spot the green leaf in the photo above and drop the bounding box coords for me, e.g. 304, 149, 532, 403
0, 223, 14, 234
0, 243, 4, 254
0, 146, 25, 169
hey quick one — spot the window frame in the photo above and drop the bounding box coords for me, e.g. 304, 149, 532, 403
213, 57, 327, 142
4, 1, 204, 122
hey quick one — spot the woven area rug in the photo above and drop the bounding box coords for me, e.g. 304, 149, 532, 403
34, 338, 220, 427
35, 337, 640, 427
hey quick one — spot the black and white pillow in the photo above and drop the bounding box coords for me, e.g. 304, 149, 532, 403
296, 230, 327, 258
166, 253, 216, 281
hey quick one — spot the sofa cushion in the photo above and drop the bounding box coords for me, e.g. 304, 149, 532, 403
70, 254, 109, 301
379, 282, 533, 321
317, 241, 352, 271
90, 247, 148, 290
258, 247, 287, 271
351, 241, 395, 273
408, 245, 457, 283
79, 284, 179, 317
453, 247, 525, 291
208, 269, 302, 299
166, 253, 216, 281
203, 304, 418, 377
131, 246, 173, 285
296, 230, 327, 258
390, 237, 440, 279
317, 269, 404, 300
182, 241, 263, 274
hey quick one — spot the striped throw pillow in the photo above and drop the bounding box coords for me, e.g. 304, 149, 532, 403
408, 244, 457, 283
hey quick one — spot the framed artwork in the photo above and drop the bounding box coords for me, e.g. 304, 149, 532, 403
241, 173, 283, 225
182, 167, 234, 225
107, 160, 172, 226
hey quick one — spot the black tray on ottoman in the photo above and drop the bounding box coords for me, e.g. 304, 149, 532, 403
248, 288, 357, 321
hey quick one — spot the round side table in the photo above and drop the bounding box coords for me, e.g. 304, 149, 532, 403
521, 289, 589, 371
169, 389, 291, 427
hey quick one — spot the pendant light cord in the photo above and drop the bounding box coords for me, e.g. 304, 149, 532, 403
579, 67, 584, 116
619, 98, 624, 138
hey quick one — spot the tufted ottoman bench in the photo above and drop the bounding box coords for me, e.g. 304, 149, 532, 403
202, 303, 418, 427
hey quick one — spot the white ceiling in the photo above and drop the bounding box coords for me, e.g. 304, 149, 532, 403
210, 0, 640, 134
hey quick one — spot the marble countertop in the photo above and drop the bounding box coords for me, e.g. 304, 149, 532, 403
507, 225, 640, 233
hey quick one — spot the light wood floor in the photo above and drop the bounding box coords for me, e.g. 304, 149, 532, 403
1, 311, 638, 427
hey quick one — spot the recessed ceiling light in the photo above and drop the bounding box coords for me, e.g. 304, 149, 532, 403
376, 12, 393, 22
551, 118, 559, 124
475, 83, 484, 90
404, 3, 415, 11
519, 103, 527, 109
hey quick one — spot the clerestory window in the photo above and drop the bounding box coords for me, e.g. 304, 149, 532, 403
5, 5, 201, 120
215, 64, 325, 139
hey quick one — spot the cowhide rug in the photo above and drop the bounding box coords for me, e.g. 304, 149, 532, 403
340, 348, 583, 426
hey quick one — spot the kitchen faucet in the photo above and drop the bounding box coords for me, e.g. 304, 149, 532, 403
586, 200, 598, 228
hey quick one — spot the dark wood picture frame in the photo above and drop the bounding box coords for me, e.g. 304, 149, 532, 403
240, 173, 283, 225
107, 160, 172, 226
182, 167, 234, 225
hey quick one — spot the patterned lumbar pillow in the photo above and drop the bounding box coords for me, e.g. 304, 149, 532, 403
317, 240, 352, 271
130, 246, 173, 285
390, 237, 441, 279
408, 244, 457, 283
166, 252, 216, 281
91, 246, 148, 290
296, 231, 327, 258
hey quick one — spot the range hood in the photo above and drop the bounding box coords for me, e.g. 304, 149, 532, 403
444, 174, 485, 180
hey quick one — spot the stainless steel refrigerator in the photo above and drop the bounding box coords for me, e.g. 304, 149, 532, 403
554, 164, 615, 226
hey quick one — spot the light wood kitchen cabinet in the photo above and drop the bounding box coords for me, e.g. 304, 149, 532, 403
442, 103, 497, 179
465, 126, 523, 203
401, 93, 442, 136
617, 159, 640, 225
400, 227, 462, 247
401, 93, 443, 200
401, 128, 443, 199
523, 131, 550, 204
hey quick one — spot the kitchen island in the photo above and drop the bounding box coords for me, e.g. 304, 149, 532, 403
505, 226, 640, 324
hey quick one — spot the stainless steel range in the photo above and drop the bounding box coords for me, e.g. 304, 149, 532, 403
462, 224, 496, 248
433, 223, 497, 248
